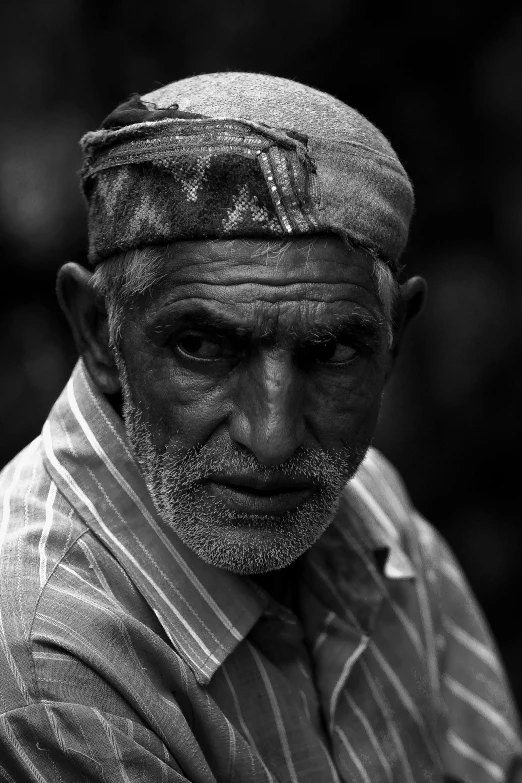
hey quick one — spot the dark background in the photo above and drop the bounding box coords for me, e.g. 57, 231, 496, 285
1, 0, 521, 705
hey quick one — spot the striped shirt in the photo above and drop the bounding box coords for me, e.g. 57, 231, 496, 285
0, 360, 519, 783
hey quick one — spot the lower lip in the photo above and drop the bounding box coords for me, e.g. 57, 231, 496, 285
205, 481, 316, 515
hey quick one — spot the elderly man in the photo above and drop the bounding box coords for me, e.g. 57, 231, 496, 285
0, 73, 519, 783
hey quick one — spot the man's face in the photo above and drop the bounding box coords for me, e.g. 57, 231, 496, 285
117, 235, 392, 574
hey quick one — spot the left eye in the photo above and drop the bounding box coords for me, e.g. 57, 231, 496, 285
175, 333, 233, 360
309, 340, 358, 364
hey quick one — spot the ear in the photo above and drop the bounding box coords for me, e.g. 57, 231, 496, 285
56, 262, 121, 395
391, 275, 427, 356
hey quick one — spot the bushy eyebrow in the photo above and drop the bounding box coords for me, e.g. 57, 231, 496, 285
152, 305, 383, 345
153, 309, 253, 340
301, 317, 382, 344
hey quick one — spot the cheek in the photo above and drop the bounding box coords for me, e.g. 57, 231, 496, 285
121, 340, 231, 451
304, 362, 387, 447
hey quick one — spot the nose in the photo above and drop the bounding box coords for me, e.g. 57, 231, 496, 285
229, 348, 305, 467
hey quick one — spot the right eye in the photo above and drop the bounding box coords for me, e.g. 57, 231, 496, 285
174, 332, 236, 362
305, 339, 359, 365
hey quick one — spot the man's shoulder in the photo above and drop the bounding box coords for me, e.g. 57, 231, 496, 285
1, 433, 84, 526
0, 435, 88, 610
0, 437, 167, 710
357, 447, 412, 509
1, 436, 44, 494
341, 447, 440, 564
346, 446, 414, 532
1, 437, 50, 529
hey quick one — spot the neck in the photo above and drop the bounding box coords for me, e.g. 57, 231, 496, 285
250, 557, 302, 611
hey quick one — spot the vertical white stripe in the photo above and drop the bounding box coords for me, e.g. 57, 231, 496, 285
360, 660, 416, 783
443, 616, 502, 674
250, 646, 300, 783
370, 643, 440, 767
318, 738, 342, 783
313, 611, 336, 653
43, 703, 67, 754
363, 450, 409, 523
438, 558, 464, 589
0, 441, 39, 706
335, 727, 372, 783
349, 476, 399, 542
299, 690, 311, 723
0, 439, 39, 553
79, 362, 135, 461
296, 658, 311, 680
221, 668, 277, 783
226, 718, 237, 781
329, 635, 369, 731
409, 516, 441, 719
23, 445, 40, 531
94, 709, 133, 783
344, 691, 392, 781
39, 482, 57, 587
444, 674, 520, 746
447, 729, 504, 781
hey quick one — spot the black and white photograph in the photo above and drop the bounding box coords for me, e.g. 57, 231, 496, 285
0, 2, 521, 781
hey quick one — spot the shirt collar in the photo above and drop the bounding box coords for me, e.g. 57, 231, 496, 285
346, 452, 417, 581
43, 360, 415, 685
43, 360, 267, 685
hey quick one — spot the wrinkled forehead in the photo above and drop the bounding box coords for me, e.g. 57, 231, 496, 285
130, 237, 385, 349
152, 236, 376, 288
128, 239, 384, 344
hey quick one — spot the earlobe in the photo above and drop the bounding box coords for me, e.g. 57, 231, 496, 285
56, 262, 121, 395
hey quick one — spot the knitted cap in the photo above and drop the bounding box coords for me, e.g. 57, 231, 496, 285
80, 72, 414, 273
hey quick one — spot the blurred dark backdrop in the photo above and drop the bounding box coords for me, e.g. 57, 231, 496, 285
1, 0, 521, 705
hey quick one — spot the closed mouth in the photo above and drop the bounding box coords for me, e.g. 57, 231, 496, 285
204, 474, 317, 494
202, 475, 319, 515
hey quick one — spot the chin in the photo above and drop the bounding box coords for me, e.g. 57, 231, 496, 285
158, 492, 341, 575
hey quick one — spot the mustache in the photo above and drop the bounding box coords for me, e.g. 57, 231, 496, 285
145, 442, 360, 492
